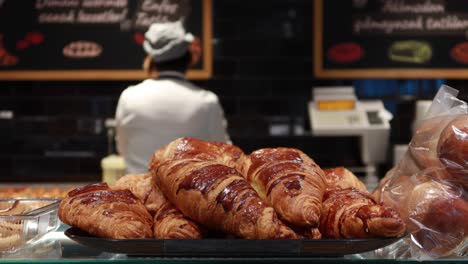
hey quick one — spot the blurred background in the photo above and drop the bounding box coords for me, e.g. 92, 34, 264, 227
0, 0, 467, 182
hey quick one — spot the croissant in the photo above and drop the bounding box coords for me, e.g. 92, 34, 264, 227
320, 188, 405, 239
113, 174, 202, 239
153, 202, 203, 239
241, 148, 326, 228
323, 167, 367, 192
58, 183, 153, 239
151, 158, 297, 239
112, 174, 161, 214
290, 227, 322, 239
150, 137, 246, 173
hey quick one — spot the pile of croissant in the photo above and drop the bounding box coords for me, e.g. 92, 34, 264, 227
58, 137, 406, 240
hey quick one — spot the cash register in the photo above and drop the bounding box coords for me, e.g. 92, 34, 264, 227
308, 87, 393, 188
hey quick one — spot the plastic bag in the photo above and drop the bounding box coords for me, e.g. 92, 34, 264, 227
373, 85, 468, 259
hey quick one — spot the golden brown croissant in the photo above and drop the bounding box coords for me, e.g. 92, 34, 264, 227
289, 226, 322, 239
323, 167, 367, 192
113, 174, 160, 214
151, 158, 297, 239
241, 148, 326, 228
58, 183, 153, 239
113, 174, 202, 239
320, 188, 406, 239
150, 137, 246, 173
153, 202, 203, 239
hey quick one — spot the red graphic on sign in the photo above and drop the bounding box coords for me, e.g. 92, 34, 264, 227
133, 32, 144, 45
15, 31, 45, 51
189, 36, 202, 66
327, 42, 363, 64
0, 33, 19, 66
16, 39, 29, 50
25, 32, 44, 45
451, 42, 468, 64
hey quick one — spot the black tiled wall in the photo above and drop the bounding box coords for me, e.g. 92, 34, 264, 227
0, 0, 461, 182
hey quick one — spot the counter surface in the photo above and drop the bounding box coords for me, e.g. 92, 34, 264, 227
1, 225, 465, 264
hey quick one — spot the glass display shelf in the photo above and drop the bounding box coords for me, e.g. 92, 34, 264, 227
1, 225, 465, 264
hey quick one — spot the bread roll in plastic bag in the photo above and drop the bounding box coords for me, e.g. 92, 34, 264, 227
373, 85, 468, 259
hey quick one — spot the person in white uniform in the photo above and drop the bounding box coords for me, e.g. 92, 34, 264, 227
115, 21, 231, 174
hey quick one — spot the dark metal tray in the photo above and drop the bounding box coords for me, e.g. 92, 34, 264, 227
65, 227, 402, 258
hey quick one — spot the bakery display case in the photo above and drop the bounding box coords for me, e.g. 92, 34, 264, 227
0, 224, 466, 264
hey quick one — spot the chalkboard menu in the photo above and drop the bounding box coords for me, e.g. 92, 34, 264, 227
314, 0, 468, 79
0, 0, 212, 80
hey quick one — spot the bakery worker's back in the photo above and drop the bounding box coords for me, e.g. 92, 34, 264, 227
115, 21, 230, 174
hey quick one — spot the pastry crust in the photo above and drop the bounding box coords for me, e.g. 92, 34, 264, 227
113, 173, 162, 214
58, 183, 153, 239
153, 202, 203, 239
320, 188, 406, 239
150, 137, 246, 173
323, 167, 367, 192
242, 148, 326, 228
113, 174, 202, 239
152, 158, 297, 239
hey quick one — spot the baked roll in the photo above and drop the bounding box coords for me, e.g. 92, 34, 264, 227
409, 116, 451, 170
151, 158, 297, 239
401, 181, 468, 256
113, 174, 202, 239
242, 148, 326, 228
437, 114, 468, 190
320, 188, 406, 239
58, 183, 153, 239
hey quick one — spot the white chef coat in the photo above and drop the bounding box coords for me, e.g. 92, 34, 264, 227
115, 71, 231, 174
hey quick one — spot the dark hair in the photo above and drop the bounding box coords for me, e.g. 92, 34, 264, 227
151, 51, 192, 73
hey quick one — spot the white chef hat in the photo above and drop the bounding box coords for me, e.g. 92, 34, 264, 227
143, 20, 194, 63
